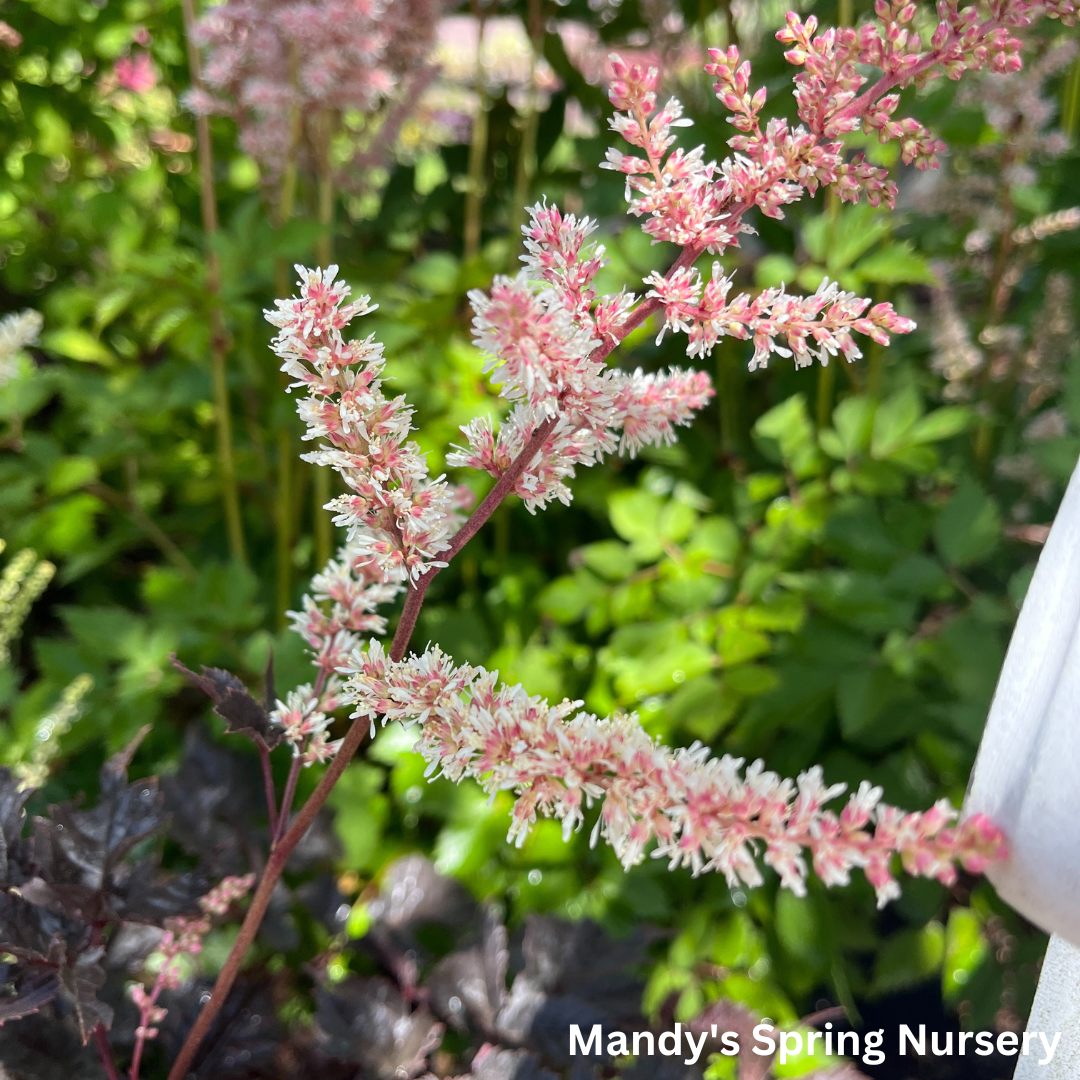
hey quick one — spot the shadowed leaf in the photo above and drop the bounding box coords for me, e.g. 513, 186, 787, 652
172, 656, 282, 749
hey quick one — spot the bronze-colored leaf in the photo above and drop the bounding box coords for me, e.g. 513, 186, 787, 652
172, 656, 282, 749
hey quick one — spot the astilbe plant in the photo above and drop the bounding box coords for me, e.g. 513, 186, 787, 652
188, 0, 443, 182
8, 3, 1078, 1076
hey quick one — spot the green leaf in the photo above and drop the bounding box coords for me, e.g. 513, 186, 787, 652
873, 922, 945, 995
907, 406, 972, 444
934, 479, 1002, 568
579, 540, 637, 581
607, 640, 715, 699
755, 253, 798, 288
943, 907, 988, 1001
776, 891, 827, 969
855, 242, 937, 285
722, 663, 779, 697
827, 395, 876, 459
717, 625, 770, 665
825, 204, 891, 272
836, 666, 922, 748
609, 488, 665, 559
46, 456, 98, 495
685, 516, 739, 565
408, 252, 460, 294
93, 288, 135, 331
329, 763, 387, 871
539, 570, 605, 624
742, 594, 806, 632
42, 328, 115, 366
754, 394, 822, 477
870, 387, 922, 459
149, 308, 188, 348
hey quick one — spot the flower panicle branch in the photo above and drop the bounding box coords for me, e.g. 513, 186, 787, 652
647, 266, 916, 368
128, 874, 256, 1080
266, 266, 463, 585
449, 202, 715, 513
346, 644, 1006, 908
601, 0, 1076, 251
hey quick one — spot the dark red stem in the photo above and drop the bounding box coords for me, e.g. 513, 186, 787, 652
274, 755, 301, 844
168, 236, 707, 1080
94, 1023, 122, 1080
257, 741, 278, 837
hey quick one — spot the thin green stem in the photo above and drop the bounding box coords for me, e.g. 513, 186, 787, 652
506, 0, 542, 266
181, 0, 247, 567
85, 481, 197, 581
463, 0, 489, 261
1063, 51, 1080, 139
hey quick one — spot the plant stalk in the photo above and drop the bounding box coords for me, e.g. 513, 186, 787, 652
274, 755, 302, 844
94, 1024, 122, 1080
313, 111, 335, 570
506, 0, 542, 265
181, 0, 247, 567
168, 238, 706, 1079
463, 0, 489, 261
258, 741, 278, 837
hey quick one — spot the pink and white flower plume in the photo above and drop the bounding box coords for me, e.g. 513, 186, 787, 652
266, 266, 459, 584
345, 644, 1006, 908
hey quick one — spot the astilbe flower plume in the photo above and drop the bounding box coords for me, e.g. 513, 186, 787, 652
345, 645, 1005, 908
591, 0, 1075, 362
450, 203, 714, 512
262, 0, 1038, 922
188, 0, 442, 178
0, 308, 42, 387
266, 266, 459, 584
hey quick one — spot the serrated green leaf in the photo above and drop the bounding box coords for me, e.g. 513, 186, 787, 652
870, 387, 922, 458
856, 241, 937, 285
907, 406, 972, 444
934, 480, 1001, 568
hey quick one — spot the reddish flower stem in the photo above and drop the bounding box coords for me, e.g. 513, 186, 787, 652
830, 15, 1003, 127
274, 755, 302, 844
166, 238, 702, 1078
257, 741, 278, 837
94, 1022, 122, 1080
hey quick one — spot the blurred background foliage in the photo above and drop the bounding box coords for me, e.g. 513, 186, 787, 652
1, 0, 1079, 1073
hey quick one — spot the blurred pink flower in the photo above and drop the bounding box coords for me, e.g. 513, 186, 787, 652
114, 52, 157, 93
0, 21, 22, 49
190, 0, 444, 181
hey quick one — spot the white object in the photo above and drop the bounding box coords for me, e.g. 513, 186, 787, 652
1013, 935, 1080, 1080
965, 460, 1080, 944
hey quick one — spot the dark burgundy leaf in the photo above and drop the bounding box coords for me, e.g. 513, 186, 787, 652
159, 977, 281, 1077
0, 967, 59, 1025
0, 768, 32, 886
314, 976, 443, 1078
0, 890, 76, 965
113, 862, 208, 921
295, 873, 351, 935
428, 905, 508, 1035
371, 854, 479, 937
161, 728, 264, 875
58, 949, 112, 1044
469, 1044, 559, 1080
40, 747, 166, 898
172, 657, 282, 749
0, 1001, 105, 1079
